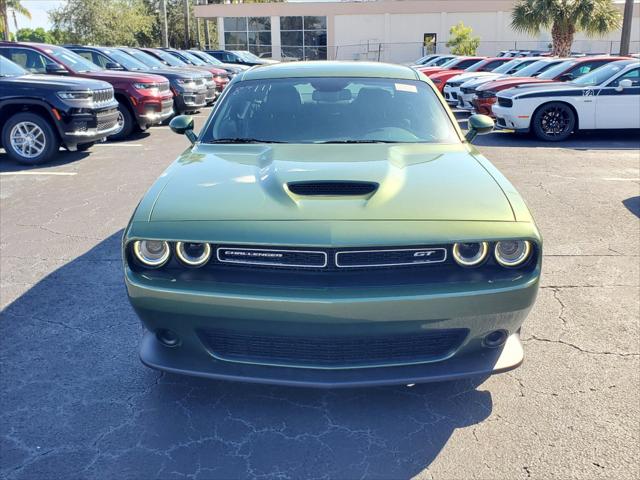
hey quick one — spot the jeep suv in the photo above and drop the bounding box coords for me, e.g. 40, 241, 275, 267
0, 56, 118, 165
67, 46, 208, 115
0, 42, 173, 140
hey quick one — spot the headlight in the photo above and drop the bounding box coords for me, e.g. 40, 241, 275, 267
213, 74, 228, 81
176, 79, 197, 89
494, 240, 532, 267
452, 242, 489, 267
133, 240, 170, 267
57, 90, 92, 100
175, 242, 211, 267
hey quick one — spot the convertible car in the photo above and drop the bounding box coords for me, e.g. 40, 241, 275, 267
123, 62, 542, 387
493, 59, 640, 141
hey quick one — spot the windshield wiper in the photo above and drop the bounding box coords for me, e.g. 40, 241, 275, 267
319, 139, 402, 144
205, 138, 285, 144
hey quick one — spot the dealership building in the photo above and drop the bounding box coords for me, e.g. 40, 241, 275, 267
194, 0, 639, 62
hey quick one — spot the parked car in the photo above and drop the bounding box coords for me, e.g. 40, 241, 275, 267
138, 47, 219, 105
123, 61, 541, 387
473, 56, 626, 117
412, 54, 457, 68
493, 59, 640, 140
417, 56, 485, 76
455, 57, 551, 110
159, 48, 230, 95
443, 57, 553, 106
186, 49, 249, 77
67, 45, 208, 115
428, 57, 512, 92
0, 42, 173, 140
0, 56, 118, 164
409, 54, 443, 66
206, 49, 278, 66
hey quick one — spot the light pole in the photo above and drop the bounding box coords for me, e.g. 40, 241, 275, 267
619, 0, 634, 55
159, 0, 169, 47
183, 0, 191, 49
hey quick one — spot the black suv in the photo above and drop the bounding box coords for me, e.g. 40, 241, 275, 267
0, 56, 118, 165
67, 46, 209, 115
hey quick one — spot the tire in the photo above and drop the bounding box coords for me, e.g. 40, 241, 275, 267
76, 142, 96, 152
532, 102, 576, 142
109, 102, 135, 141
1, 112, 60, 165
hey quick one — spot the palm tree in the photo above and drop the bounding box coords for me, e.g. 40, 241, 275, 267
1, 0, 31, 40
511, 0, 622, 56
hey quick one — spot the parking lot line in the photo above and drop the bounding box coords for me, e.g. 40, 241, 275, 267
93, 143, 144, 147
0, 171, 77, 176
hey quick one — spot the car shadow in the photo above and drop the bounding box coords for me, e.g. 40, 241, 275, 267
623, 196, 640, 218
474, 129, 640, 150
0, 149, 91, 172
1, 232, 493, 479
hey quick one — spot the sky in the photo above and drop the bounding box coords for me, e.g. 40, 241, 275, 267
7, 0, 338, 32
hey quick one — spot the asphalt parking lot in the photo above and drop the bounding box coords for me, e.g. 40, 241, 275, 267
1, 110, 639, 480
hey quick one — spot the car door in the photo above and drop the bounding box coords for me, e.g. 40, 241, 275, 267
595, 68, 640, 129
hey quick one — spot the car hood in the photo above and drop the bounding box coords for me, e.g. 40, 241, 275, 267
478, 77, 551, 91
8, 74, 111, 90
499, 81, 578, 98
83, 70, 168, 83
147, 144, 516, 222
449, 71, 498, 84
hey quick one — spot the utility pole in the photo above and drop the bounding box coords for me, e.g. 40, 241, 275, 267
183, 0, 191, 49
195, 18, 201, 49
159, 0, 169, 47
204, 19, 211, 50
619, 0, 634, 55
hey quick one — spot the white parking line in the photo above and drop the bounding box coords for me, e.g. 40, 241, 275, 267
93, 143, 143, 147
0, 171, 77, 176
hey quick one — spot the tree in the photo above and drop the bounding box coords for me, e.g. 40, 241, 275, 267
16, 27, 55, 43
1, 0, 32, 41
446, 22, 480, 55
511, 0, 622, 56
49, 0, 154, 46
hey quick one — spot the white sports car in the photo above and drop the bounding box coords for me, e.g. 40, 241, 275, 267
454, 57, 548, 110
492, 59, 640, 141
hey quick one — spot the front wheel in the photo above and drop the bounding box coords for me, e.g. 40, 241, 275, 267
532, 102, 576, 141
1, 112, 60, 165
109, 102, 135, 141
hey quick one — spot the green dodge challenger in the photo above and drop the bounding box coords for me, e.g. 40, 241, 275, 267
123, 61, 541, 387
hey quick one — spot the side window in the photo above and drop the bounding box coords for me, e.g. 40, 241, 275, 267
0, 48, 53, 74
479, 60, 504, 71
92, 52, 111, 68
567, 61, 606, 79
225, 53, 235, 63
74, 50, 94, 63
457, 59, 479, 69
609, 68, 640, 87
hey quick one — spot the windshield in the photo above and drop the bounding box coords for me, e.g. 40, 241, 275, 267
191, 50, 223, 65
102, 49, 147, 71
516, 60, 560, 77
47, 45, 102, 73
0, 55, 27, 76
202, 77, 460, 144
489, 59, 521, 74
537, 60, 576, 79
178, 50, 206, 66
121, 49, 166, 69
152, 49, 187, 67
233, 50, 261, 62
572, 61, 632, 86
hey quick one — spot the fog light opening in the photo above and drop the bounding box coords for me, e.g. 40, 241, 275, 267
483, 329, 508, 348
156, 329, 180, 348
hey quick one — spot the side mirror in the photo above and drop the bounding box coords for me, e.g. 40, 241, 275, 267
465, 114, 494, 142
615, 78, 633, 92
105, 62, 123, 70
169, 115, 197, 144
45, 63, 68, 75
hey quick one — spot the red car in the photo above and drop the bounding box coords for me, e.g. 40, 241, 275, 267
473, 56, 628, 116
0, 42, 173, 140
417, 56, 485, 77
428, 57, 513, 92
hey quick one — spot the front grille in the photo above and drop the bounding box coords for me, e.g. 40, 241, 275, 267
477, 90, 496, 99
194, 78, 205, 86
461, 87, 475, 94
451, 91, 458, 99
158, 82, 171, 93
498, 97, 513, 108
198, 328, 468, 368
288, 181, 378, 196
96, 109, 118, 131
91, 88, 114, 106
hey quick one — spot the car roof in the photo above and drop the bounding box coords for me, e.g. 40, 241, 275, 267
240, 61, 419, 81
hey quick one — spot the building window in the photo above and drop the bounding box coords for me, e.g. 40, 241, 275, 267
224, 16, 271, 57
280, 16, 327, 61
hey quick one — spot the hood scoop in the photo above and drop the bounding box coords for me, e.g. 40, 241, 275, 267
287, 181, 379, 197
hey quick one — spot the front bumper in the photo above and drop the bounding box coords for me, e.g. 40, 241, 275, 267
59, 107, 119, 147
126, 267, 539, 387
135, 95, 174, 127
458, 92, 476, 111
492, 104, 531, 132
473, 97, 498, 117
175, 89, 207, 112
443, 85, 461, 106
